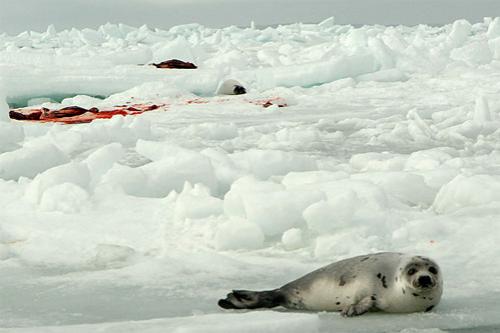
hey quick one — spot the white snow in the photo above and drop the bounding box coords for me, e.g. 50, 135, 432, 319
1, 17, 500, 333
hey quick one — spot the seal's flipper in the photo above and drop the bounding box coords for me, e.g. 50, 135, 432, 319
218, 289, 284, 309
341, 295, 376, 317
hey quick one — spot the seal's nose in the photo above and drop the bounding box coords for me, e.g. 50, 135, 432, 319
418, 275, 432, 287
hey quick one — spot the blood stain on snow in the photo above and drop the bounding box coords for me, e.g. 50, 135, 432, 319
9, 98, 288, 124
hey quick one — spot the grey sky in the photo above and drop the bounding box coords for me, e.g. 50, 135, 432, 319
1, 0, 500, 35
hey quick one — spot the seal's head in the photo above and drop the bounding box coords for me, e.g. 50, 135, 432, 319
400, 256, 443, 295
233, 85, 247, 95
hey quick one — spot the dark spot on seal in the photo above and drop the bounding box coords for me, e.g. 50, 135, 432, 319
429, 297, 433, 301
346, 296, 350, 299
361, 257, 370, 262
402, 288, 406, 294
336, 302, 341, 305
339, 275, 346, 286
425, 305, 434, 312
412, 293, 419, 297
377, 274, 388, 288
395, 277, 398, 282
371, 295, 377, 301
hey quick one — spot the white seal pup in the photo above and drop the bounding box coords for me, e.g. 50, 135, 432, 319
216, 79, 246, 95
218, 252, 443, 317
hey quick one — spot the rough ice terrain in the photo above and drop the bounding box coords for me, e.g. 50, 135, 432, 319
1, 17, 500, 332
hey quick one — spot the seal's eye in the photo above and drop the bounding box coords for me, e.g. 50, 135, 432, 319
407, 268, 417, 276
429, 267, 438, 274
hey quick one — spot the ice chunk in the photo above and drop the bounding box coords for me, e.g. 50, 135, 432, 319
314, 231, 376, 258
303, 190, 358, 233
318, 16, 335, 29
281, 228, 304, 250
140, 150, 218, 197
487, 17, 500, 39
488, 36, 500, 59
135, 140, 190, 162
357, 68, 408, 82
223, 176, 284, 219
214, 217, 264, 250
407, 109, 435, 143
230, 149, 317, 180
261, 127, 324, 149
282, 171, 349, 188
79, 28, 105, 46
315, 179, 389, 211
39, 182, 90, 213
242, 189, 325, 236
173, 183, 223, 221
60, 94, 104, 108
450, 41, 492, 65
184, 123, 238, 140
473, 95, 495, 123
447, 20, 471, 47
433, 174, 500, 213
271, 53, 378, 88
0, 121, 24, 153
0, 143, 69, 181
0, 92, 9, 122
105, 144, 218, 197
27, 97, 54, 106
350, 152, 406, 172
48, 127, 83, 155
92, 243, 137, 269
352, 172, 437, 206
223, 175, 324, 237
201, 147, 245, 195
152, 36, 196, 64
85, 143, 125, 187
25, 162, 91, 204
99, 163, 148, 196
368, 38, 395, 70
405, 148, 454, 171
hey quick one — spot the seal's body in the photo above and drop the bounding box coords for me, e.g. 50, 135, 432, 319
216, 79, 247, 95
218, 252, 442, 317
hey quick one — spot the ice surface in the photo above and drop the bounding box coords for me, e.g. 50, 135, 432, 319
1, 18, 500, 333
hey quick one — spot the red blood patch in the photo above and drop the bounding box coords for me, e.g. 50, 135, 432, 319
9, 104, 164, 124
9, 98, 287, 124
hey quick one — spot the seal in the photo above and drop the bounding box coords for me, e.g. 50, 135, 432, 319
218, 252, 443, 317
216, 79, 247, 95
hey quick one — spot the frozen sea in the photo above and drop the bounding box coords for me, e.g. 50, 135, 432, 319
1, 17, 500, 332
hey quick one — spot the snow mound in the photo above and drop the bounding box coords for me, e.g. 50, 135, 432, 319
0, 143, 69, 181
230, 149, 318, 180
433, 174, 500, 213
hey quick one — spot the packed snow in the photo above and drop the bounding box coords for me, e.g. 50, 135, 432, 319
1, 17, 500, 333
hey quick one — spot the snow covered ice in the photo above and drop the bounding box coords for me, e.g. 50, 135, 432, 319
1, 17, 500, 333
